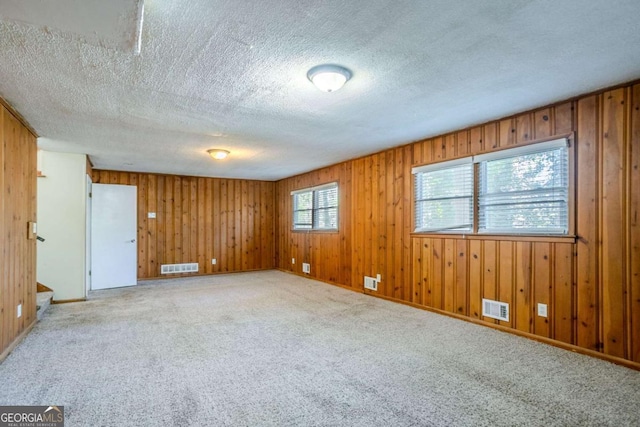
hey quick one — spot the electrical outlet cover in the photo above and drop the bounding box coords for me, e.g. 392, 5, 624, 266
537, 303, 548, 318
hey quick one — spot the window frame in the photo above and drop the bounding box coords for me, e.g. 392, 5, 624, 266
411, 135, 575, 238
412, 157, 475, 233
291, 182, 339, 232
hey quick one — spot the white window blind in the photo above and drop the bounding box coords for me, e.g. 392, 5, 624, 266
414, 160, 474, 232
314, 185, 338, 229
478, 142, 569, 234
292, 183, 338, 230
293, 190, 313, 229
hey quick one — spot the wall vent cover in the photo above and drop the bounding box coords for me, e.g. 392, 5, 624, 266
302, 263, 311, 274
482, 298, 509, 321
364, 276, 378, 291
161, 263, 199, 274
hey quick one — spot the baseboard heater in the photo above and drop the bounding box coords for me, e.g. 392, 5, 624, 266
161, 263, 199, 274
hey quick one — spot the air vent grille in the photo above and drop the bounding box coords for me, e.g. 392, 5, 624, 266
482, 298, 509, 321
161, 263, 199, 274
364, 276, 378, 291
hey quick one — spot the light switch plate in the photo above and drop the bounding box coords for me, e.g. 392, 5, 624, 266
17, 304, 22, 318
211, 258, 217, 265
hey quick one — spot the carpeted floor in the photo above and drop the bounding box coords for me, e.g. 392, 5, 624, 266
1, 271, 639, 426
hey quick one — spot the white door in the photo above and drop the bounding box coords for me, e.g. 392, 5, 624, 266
91, 184, 137, 290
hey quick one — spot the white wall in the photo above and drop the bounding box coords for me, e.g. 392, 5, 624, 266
37, 150, 88, 301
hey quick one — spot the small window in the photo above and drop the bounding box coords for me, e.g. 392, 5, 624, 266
292, 183, 338, 231
477, 140, 569, 234
413, 159, 474, 232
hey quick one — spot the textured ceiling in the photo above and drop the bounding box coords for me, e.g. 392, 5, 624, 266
0, 0, 144, 52
1, 0, 639, 181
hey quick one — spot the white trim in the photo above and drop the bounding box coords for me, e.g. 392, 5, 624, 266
291, 181, 338, 196
412, 157, 473, 175
473, 137, 568, 163
477, 228, 568, 235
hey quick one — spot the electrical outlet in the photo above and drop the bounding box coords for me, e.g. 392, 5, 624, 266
148, 212, 156, 219
211, 258, 217, 265
292, 258, 295, 264
17, 304, 22, 318
537, 303, 548, 318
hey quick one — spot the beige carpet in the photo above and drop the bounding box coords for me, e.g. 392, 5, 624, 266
1, 271, 639, 426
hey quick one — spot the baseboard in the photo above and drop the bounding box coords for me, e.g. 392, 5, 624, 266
51, 298, 86, 304
137, 267, 275, 282
0, 320, 37, 363
277, 269, 363, 293
372, 293, 640, 372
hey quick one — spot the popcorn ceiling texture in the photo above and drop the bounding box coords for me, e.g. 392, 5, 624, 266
0, 0, 639, 180
0, 0, 143, 52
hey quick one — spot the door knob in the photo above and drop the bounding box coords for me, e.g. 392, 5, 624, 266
129, 239, 136, 243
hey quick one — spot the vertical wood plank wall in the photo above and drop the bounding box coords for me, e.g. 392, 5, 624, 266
276, 81, 640, 365
0, 103, 37, 357
92, 171, 275, 278
275, 163, 354, 287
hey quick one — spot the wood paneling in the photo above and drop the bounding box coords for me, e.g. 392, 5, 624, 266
600, 89, 627, 358
0, 102, 37, 358
275, 80, 640, 366
92, 171, 275, 278
576, 94, 600, 351
630, 84, 640, 363
275, 163, 353, 288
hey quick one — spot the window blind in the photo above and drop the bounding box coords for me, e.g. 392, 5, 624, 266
314, 184, 338, 229
292, 183, 338, 230
293, 190, 313, 229
478, 145, 568, 234
414, 162, 474, 232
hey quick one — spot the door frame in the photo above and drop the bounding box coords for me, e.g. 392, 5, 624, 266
85, 174, 92, 294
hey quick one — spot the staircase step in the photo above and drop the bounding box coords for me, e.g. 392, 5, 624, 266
36, 291, 54, 320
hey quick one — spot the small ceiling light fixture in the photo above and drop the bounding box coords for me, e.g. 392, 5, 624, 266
207, 149, 230, 160
307, 64, 352, 92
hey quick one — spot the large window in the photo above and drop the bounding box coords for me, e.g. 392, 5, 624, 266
412, 138, 570, 235
292, 183, 338, 231
413, 158, 474, 232
477, 140, 569, 234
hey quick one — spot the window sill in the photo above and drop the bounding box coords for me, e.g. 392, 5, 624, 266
291, 229, 339, 234
410, 232, 577, 244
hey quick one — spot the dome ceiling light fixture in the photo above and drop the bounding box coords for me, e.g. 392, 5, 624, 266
307, 64, 352, 92
207, 149, 230, 160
